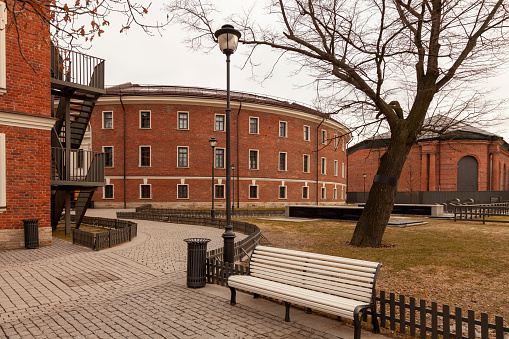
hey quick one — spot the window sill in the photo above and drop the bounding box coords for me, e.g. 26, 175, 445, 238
0, 88, 6, 95
177, 198, 189, 200
139, 127, 152, 130
140, 198, 152, 200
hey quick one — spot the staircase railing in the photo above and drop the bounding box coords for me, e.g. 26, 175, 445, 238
51, 147, 105, 184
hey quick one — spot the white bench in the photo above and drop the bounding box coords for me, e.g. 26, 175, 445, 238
228, 246, 382, 339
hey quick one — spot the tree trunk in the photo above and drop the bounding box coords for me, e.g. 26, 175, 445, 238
350, 130, 413, 247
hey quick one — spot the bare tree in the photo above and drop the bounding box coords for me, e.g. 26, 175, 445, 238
167, 0, 509, 247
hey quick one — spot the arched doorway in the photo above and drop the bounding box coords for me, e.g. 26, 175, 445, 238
457, 156, 478, 191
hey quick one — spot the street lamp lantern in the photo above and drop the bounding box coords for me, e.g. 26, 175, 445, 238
215, 24, 241, 264
209, 137, 217, 219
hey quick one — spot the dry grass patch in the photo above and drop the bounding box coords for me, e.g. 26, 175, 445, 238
52, 224, 107, 242
238, 217, 509, 322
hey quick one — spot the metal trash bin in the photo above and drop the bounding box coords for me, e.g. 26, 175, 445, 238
184, 238, 211, 288
23, 219, 39, 249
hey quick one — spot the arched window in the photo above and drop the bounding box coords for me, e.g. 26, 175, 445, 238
457, 156, 478, 191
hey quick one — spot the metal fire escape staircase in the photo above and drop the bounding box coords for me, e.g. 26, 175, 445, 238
50, 44, 106, 230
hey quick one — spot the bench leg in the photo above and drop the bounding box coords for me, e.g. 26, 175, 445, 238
353, 307, 362, 339
285, 302, 291, 322
229, 287, 236, 306
306, 308, 312, 314
371, 304, 380, 333
253, 293, 259, 299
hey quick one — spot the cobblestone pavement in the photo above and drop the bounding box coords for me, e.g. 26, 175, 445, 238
0, 210, 388, 338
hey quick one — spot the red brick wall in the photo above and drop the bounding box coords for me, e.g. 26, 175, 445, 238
91, 99, 348, 207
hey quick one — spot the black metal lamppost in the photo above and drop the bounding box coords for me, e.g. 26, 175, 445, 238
363, 173, 367, 202
209, 137, 218, 219
215, 24, 241, 264
231, 163, 235, 215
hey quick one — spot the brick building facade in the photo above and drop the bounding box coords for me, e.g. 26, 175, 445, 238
90, 84, 351, 208
0, 1, 54, 249
348, 117, 509, 195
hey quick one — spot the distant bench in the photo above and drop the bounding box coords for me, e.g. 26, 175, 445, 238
227, 246, 382, 339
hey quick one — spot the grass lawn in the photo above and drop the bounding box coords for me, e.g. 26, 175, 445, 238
236, 217, 509, 322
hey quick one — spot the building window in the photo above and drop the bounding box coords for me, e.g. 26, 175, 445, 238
178, 112, 189, 130
333, 188, 337, 200
342, 138, 345, 151
140, 110, 151, 129
303, 125, 310, 141
278, 186, 287, 199
249, 150, 259, 170
215, 114, 225, 131
140, 146, 151, 167
322, 130, 327, 144
303, 154, 310, 173
279, 121, 287, 137
342, 162, 345, 178
249, 117, 259, 134
302, 186, 309, 199
0, 133, 5, 211
102, 111, 113, 129
177, 184, 189, 199
279, 152, 287, 171
249, 185, 259, 199
0, 2, 6, 94
177, 147, 189, 168
334, 134, 338, 148
104, 184, 114, 199
341, 187, 344, 200
321, 187, 326, 200
77, 149, 84, 169
140, 184, 151, 199
321, 157, 326, 175
334, 160, 338, 177
215, 184, 225, 199
215, 148, 225, 168
103, 146, 114, 168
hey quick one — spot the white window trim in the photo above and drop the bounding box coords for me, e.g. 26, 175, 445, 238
333, 188, 337, 200
103, 184, 114, 199
279, 121, 288, 138
214, 184, 225, 199
303, 125, 310, 141
279, 152, 287, 171
249, 149, 259, 170
139, 145, 151, 167
278, 185, 287, 199
0, 133, 6, 211
140, 184, 152, 199
249, 185, 259, 199
302, 186, 309, 199
303, 154, 310, 173
342, 138, 345, 152
139, 110, 151, 129
321, 187, 326, 200
103, 146, 114, 168
215, 147, 225, 169
215, 114, 226, 132
177, 184, 189, 199
177, 111, 189, 130
249, 117, 259, 134
321, 157, 327, 175
342, 162, 345, 178
334, 160, 338, 177
102, 111, 113, 129
0, 2, 6, 95
334, 134, 338, 148
322, 129, 327, 144
177, 146, 189, 168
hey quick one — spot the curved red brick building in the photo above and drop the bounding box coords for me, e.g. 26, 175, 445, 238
90, 83, 351, 208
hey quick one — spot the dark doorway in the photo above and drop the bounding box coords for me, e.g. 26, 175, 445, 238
457, 156, 478, 191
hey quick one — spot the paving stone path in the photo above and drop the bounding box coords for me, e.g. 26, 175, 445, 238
0, 210, 387, 338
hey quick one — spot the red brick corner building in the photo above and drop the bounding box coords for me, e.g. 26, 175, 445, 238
90, 83, 351, 208
348, 116, 509, 197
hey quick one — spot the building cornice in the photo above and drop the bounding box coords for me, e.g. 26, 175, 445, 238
0, 111, 55, 131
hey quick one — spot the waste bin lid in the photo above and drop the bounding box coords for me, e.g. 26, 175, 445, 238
184, 238, 211, 244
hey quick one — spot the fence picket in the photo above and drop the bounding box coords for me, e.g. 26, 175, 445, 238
380, 290, 386, 328
481, 313, 488, 339
432, 302, 438, 338
455, 307, 463, 339
420, 299, 427, 339
390, 293, 396, 331
468, 310, 475, 339
496, 316, 504, 339
400, 294, 406, 334
410, 297, 416, 337
443, 304, 450, 339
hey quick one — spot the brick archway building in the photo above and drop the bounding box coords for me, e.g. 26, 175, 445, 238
348, 117, 509, 199
90, 84, 351, 208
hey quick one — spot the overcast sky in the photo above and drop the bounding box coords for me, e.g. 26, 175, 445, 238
85, 1, 509, 142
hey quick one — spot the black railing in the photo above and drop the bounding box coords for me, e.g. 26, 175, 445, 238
132, 205, 284, 218
51, 147, 105, 184
51, 44, 105, 90
71, 216, 137, 251
453, 203, 509, 223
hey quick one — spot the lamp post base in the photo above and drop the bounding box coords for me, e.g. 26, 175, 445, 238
222, 226, 236, 263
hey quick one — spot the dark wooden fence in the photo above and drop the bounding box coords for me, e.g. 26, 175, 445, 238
71, 216, 137, 250
133, 204, 284, 218
453, 203, 509, 223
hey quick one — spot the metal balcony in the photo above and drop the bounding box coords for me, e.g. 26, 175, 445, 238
51, 148, 105, 187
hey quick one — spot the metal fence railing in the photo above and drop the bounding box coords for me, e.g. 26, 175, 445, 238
133, 205, 284, 218
453, 203, 509, 223
71, 216, 137, 251
51, 148, 105, 184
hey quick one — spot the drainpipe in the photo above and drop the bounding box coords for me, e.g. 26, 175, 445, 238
316, 118, 325, 205
120, 92, 127, 209
236, 100, 242, 209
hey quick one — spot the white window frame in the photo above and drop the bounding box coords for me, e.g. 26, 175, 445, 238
342, 138, 345, 152
0, 133, 5, 211
249, 149, 259, 170
249, 185, 259, 199
177, 184, 189, 199
321, 157, 327, 175
303, 154, 310, 173
140, 184, 152, 199
279, 121, 288, 138
322, 129, 327, 144
278, 152, 287, 171
102, 111, 113, 129
139, 146, 151, 167
103, 146, 114, 168
177, 146, 189, 168
302, 186, 309, 200
334, 160, 338, 177
215, 148, 225, 169
0, 2, 6, 95
333, 188, 337, 200
334, 134, 338, 148
278, 185, 287, 199
321, 187, 326, 200
139, 110, 151, 129
215, 114, 226, 132
214, 184, 225, 199
177, 111, 189, 130
303, 125, 310, 141
249, 117, 259, 134
342, 162, 345, 178
341, 186, 344, 200
103, 184, 114, 199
